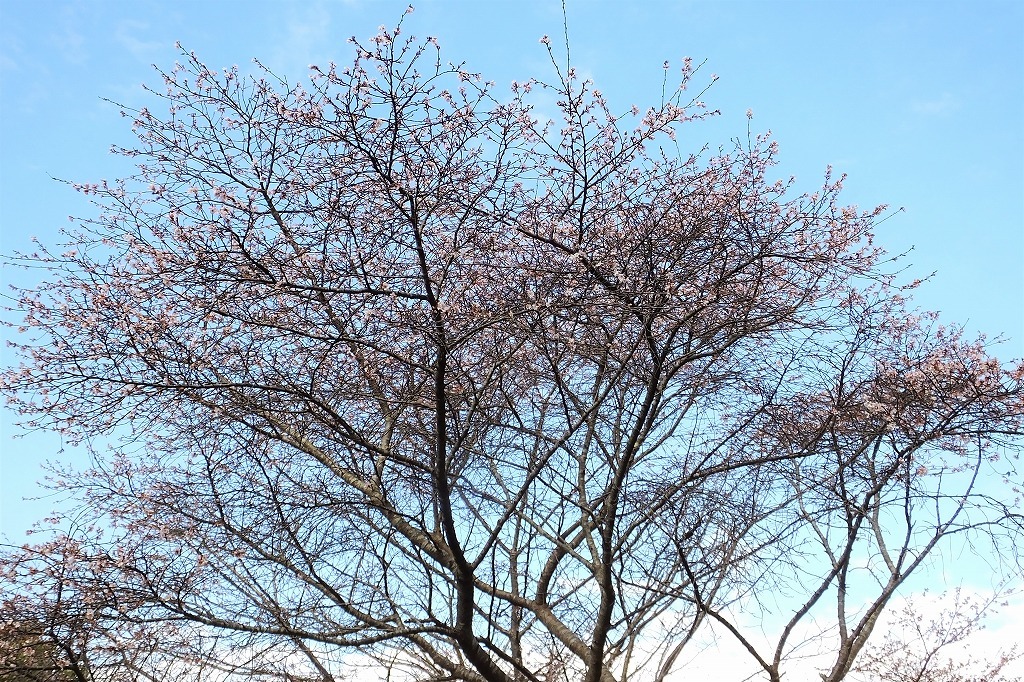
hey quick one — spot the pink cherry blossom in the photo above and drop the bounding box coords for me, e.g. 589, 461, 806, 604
2, 13, 1022, 682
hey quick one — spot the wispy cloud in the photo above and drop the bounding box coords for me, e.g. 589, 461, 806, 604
269, 0, 334, 80
116, 20, 164, 61
0, 29, 22, 73
50, 4, 88, 64
911, 92, 960, 116
1, 29, 49, 113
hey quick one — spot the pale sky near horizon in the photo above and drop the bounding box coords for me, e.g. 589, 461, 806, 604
1, 0, 1022, 676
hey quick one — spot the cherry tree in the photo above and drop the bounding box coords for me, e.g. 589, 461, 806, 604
852, 589, 1022, 682
3, 13, 1023, 682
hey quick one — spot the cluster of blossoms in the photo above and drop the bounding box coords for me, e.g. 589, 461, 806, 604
1, 12, 1022, 682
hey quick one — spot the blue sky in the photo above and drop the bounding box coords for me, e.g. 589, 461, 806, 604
3, 1, 1020, 342
0, 1, 1022, 675
1, 0, 1021, 574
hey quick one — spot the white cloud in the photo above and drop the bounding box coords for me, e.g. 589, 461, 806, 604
660, 585, 1024, 680
268, 0, 334, 82
115, 20, 165, 60
911, 91, 960, 116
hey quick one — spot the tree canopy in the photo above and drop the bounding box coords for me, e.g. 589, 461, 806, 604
3, 15, 1023, 682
